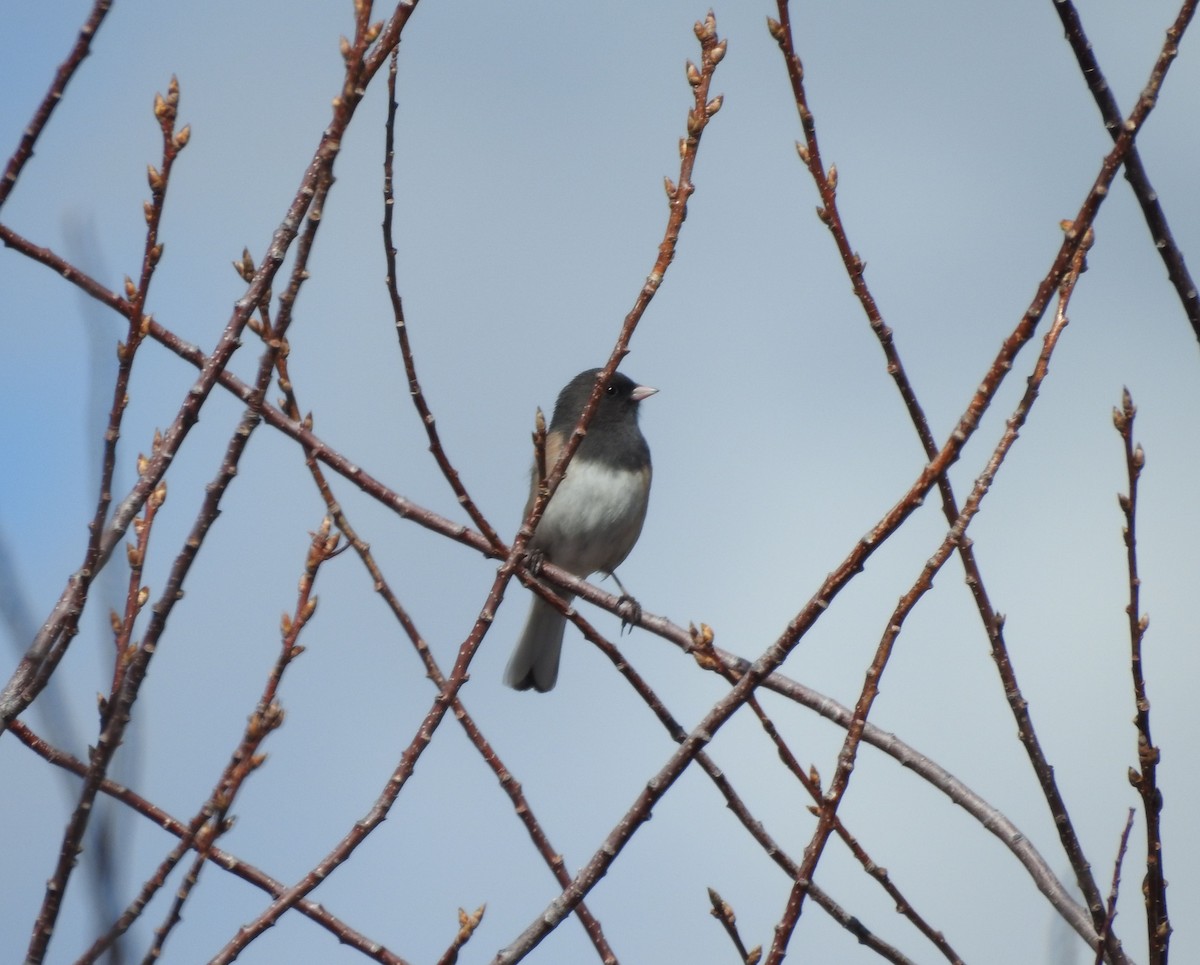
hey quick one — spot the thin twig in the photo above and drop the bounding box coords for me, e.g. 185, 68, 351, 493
0, 0, 113, 211
382, 49, 504, 551
436, 905, 486, 965
1094, 810, 1136, 965
708, 889, 759, 964
1114, 389, 1170, 963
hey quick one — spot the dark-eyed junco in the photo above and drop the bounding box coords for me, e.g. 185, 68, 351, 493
504, 368, 656, 692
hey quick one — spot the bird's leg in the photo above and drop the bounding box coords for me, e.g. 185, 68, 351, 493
606, 571, 642, 634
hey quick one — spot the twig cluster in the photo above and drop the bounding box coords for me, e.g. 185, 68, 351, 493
1, 0, 1194, 962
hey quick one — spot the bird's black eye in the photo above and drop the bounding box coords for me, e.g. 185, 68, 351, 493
606, 384, 618, 396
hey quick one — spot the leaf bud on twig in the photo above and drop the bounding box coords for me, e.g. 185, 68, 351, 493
795, 141, 809, 164
766, 17, 785, 42
826, 163, 838, 191
173, 124, 191, 150
705, 94, 723, 117
686, 61, 702, 87
710, 39, 727, 64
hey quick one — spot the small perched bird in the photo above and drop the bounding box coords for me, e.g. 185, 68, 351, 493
504, 368, 657, 692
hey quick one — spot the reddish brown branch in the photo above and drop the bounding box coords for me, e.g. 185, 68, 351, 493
0, 0, 113, 211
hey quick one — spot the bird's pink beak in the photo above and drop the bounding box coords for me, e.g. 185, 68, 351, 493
631, 384, 659, 403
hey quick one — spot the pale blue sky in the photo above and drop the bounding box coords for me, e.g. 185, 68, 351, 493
3, 1, 1198, 962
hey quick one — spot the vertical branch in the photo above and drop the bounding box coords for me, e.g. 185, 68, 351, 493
22, 78, 189, 963
382, 49, 504, 551
1113, 390, 1170, 963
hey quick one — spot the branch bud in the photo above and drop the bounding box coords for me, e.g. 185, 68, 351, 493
766, 17, 784, 42
710, 39, 727, 64
173, 124, 191, 150
705, 94, 723, 117
685, 61, 701, 87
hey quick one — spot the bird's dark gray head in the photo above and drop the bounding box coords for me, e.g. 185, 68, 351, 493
550, 368, 657, 434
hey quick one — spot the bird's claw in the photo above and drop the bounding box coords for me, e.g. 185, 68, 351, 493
617, 595, 642, 635
524, 547, 546, 576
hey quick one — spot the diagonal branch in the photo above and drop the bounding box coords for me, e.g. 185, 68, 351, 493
1052, 0, 1200, 345
767, 227, 1092, 963
0, 0, 113, 212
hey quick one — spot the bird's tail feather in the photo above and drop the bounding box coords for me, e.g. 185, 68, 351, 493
504, 594, 572, 692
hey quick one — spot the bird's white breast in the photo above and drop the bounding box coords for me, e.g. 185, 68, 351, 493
533, 459, 650, 576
